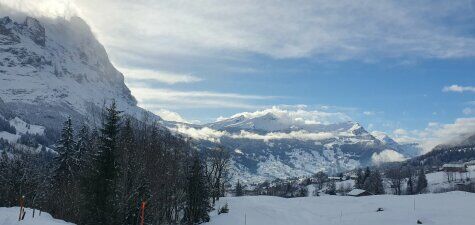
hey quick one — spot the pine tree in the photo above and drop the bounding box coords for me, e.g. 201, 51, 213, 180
367, 169, 385, 195
116, 118, 141, 225
326, 180, 336, 195
416, 169, 428, 194
51, 117, 76, 220
406, 167, 416, 195
75, 125, 91, 172
184, 153, 210, 224
235, 180, 244, 197
355, 168, 364, 189
85, 102, 122, 225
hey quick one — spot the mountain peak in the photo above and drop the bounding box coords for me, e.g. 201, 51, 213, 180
23, 16, 45, 46
0, 15, 154, 130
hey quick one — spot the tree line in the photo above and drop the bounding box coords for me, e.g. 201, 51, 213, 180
0, 102, 230, 225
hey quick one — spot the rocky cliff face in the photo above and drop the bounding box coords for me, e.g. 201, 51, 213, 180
0, 15, 156, 130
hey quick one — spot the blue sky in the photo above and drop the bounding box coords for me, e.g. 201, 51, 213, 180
4, 0, 475, 145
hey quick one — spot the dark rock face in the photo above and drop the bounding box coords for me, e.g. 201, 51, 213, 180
23, 17, 46, 47
0, 17, 20, 45
0, 15, 156, 133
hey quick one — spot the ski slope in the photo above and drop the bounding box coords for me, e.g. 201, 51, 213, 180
0, 207, 73, 225
209, 191, 475, 225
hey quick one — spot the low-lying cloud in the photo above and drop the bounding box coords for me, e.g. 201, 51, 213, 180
392, 117, 475, 153
372, 149, 406, 165
171, 124, 339, 143
220, 105, 351, 125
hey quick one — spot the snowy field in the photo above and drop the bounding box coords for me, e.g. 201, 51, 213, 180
0, 207, 72, 225
208, 192, 475, 225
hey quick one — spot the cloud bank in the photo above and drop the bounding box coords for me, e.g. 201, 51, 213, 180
4, 0, 475, 62
443, 85, 475, 93
221, 105, 351, 125
372, 149, 406, 165
392, 117, 475, 152
171, 124, 339, 143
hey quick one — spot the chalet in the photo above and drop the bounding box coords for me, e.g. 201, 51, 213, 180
347, 189, 372, 197
441, 164, 467, 173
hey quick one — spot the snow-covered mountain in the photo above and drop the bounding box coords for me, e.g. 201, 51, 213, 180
0, 15, 157, 131
167, 108, 413, 185
371, 131, 422, 157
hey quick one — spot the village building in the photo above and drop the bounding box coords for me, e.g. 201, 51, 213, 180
441, 163, 469, 182
347, 189, 372, 197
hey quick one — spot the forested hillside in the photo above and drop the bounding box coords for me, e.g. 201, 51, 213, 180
0, 103, 230, 225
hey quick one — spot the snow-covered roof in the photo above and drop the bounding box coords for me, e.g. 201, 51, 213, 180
442, 164, 466, 168
465, 160, 475, 166
347, 189, 368, 196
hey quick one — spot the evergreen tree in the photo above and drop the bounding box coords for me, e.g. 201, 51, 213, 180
184, 153, 210, 224
366, 169, 385, 195
326, 180, 336, 195
51, 117, 76, 220
235, 180, 244, 197
85, 102, 122, 225
116, 118, 141, 225
72, 125, 92, 223
364, 167, 371, 182
355, 168, 364, 189
406, 167, 416, 195
416, 169, 428, 194
75, 125, 91, 172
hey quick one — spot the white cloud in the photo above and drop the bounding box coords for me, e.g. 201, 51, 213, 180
129, 87, 277, 110
393, 128, 408, 136
363, 111, 375, 116
172, 124, 339, 143
443, 85, 475, 93
5, 0, 475, 62
232, 130, 336, 142
463, 108, 475, 115
0, 0, 79, 19
121, 68, 202, 84
223, 105, 351, 125
155, 109, 188, 123
392, 117, 475, 152
372, 149, 406, 165
171, 125, 227, 142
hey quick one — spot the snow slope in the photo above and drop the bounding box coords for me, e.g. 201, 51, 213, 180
0, 207, 74, 225
209, 192, 475, 225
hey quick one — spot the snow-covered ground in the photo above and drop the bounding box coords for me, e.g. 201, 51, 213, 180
0, 207, 73, 225
426, 168, 475, 193
209, 192, 475, 225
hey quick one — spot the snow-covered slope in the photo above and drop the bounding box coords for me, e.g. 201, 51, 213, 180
0, 15, 158, 130
208, 192, 475, 225
372, 131, 422, 157
168, 108, 411, 184
0, 207, 74, 225
0, 116, 45, 143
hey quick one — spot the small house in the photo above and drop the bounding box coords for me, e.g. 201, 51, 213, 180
347, 189, 372, 197
441, 164, 467, 173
